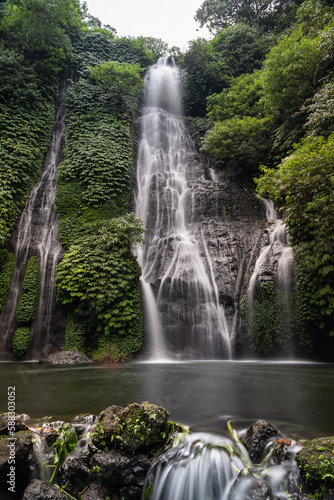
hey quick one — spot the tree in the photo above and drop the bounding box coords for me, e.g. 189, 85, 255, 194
182, 38, 230, 116
195, 0, 302, 34
304, 80, 334, 137
202, 115, 273, 182
0, 0, 84, 80
212, 23, 272, 77
260, 25, 323, 153
206, 71, 265, 122
131, 36, 169, 57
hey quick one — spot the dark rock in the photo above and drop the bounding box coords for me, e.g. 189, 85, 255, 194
0, 412, 29, 435
0, 430, 35, 496
295, 436, 334, 490
91, 449, 150, 497
42, 350, 93, 364
57, 457, 91, 496
22, 479, 64, 499
243, 420, 281, 464
267, 437, 301, 466
229, 473, 274, 500
79, 482, 111, 500
93, 401, 170, 454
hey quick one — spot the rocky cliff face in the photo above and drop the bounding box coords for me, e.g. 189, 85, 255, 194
184, 154, 270, 355
134, 117, 292, 357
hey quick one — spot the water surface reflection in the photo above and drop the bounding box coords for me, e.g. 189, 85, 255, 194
1, 361, 333, 438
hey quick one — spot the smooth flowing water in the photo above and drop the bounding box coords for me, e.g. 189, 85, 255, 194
0, 85, 65, 359
248, 199, 294, 304
135, 57, 231, 360
2, 361, 334, 439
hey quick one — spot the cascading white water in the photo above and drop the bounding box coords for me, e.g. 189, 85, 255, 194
247, 199, 294, 305
135, 57, 231, 359
142, 433, 245, 500
0, 84, 66, 358
142, 431, 300, 500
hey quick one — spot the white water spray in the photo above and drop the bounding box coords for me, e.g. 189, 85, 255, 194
135, 58, 231, 359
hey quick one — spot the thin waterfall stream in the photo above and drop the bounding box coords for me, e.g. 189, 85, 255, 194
247, 199, 294, 305
0, 83, 66, 359
135, 57, 231, 360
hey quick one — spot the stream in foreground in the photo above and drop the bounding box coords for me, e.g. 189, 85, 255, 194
1, 360, 334, 439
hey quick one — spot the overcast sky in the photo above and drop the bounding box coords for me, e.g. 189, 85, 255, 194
83, 0, 211, 51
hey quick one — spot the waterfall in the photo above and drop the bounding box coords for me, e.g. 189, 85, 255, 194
245, 199, 295, 353
135, 57, 231, 360
0, 82, 66, 359
142, 432, 299, 500
248, 200, 294, 304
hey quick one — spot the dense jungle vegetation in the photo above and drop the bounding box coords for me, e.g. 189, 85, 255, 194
0, 0, 333, 359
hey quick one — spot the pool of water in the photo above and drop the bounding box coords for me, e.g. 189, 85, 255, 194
1, 360, 334, 439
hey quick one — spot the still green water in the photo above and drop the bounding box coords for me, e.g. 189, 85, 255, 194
1, 361, 334, 439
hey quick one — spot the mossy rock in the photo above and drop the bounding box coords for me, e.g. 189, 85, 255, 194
92, 401, 170, 454
295, 437, 334, 490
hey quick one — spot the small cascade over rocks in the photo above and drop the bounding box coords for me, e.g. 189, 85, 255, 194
135, 57, 231, 360
0, 82, 66, 359
142, 426, 302, 500
30, 415, 96, 483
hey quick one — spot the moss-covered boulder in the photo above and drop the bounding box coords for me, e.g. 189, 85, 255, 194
92, 401, 170, 454
295, 437, 334, 490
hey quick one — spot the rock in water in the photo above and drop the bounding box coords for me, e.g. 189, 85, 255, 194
243, 419, 280, 464
42, 350, 93, 364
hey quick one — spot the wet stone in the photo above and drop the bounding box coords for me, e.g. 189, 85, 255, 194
22, 479, 64, 500
243, 420, 281, 464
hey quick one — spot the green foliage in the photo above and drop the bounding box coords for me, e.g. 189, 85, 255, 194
256, 133, 334, 341
15, 256, 40, 323
55, 39, 145, 359
304, 79, 334, 137
212, 23, 272, 78
202, 115, 273, 182
64, 308, 86, 352
0, 49, 55, 246
50, 424, 78, 482
89, 60, 143, 117
130, 36, 169, 57
12, 327, 31, 357
207, 71, 265, 122
241, 281, 295, 355
182, 38, 230, 116
0, 249, 15, 312
260, 24, 330, 153
71, 31, 155, 77
0, 0, 83, 82
55, 214, 144, 357
195, 0, 302, 34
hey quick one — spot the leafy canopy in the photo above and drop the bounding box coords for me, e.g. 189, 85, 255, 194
195, 0, 303, 34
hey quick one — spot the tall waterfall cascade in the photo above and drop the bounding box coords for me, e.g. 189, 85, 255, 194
135, 57, 232, 359
0, 84, 66, 359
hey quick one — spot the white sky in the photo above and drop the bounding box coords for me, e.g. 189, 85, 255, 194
83, 0, 211, 51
